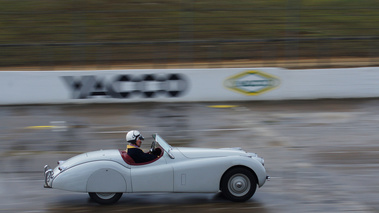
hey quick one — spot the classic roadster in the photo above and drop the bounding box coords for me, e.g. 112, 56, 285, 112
44, 134, 269, 204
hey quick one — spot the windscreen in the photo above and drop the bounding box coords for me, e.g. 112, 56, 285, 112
154, 134, 172, 152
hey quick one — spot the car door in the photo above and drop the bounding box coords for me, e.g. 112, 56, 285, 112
130, 154, 174, 192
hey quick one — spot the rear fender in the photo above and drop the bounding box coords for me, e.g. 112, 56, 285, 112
87, 168, 126, 192
52, 161, 130, 192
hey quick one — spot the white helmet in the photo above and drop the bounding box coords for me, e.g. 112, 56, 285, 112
126, 130, 144, 143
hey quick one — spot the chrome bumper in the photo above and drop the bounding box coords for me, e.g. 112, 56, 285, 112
44, 165, 53, 188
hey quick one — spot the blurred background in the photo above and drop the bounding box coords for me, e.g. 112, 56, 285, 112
0, 0, 378, 70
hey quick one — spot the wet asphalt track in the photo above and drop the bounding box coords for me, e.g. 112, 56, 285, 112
1, 99, 379, 213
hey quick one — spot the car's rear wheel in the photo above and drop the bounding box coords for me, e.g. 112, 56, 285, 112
220, 167, 257, 202
88, 192, 122, 205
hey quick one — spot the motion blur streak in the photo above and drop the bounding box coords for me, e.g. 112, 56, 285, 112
1, 99, 379, 212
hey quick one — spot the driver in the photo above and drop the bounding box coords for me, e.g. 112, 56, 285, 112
126, 130, 159, 163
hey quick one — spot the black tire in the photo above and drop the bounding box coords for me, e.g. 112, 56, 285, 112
88, 192, 123, 205
220, 167, 257, 202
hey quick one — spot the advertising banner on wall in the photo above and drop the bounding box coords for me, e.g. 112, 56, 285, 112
1, 67, 379, 105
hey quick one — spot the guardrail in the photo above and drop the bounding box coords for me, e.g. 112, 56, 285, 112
1, 67, 379, 105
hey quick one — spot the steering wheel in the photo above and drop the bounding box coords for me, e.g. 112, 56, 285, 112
150, 140, 156, 153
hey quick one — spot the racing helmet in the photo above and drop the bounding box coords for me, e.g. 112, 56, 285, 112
126, 130, 144, 144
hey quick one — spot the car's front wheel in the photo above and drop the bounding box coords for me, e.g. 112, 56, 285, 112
220, 167, 257, 202
88, 192, 123, 205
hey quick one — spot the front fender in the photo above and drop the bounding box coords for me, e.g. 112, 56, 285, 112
229, 156, 267, 187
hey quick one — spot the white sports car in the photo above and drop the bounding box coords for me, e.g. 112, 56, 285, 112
44, 134, 269, 204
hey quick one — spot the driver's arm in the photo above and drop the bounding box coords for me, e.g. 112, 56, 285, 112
150, 148, 161, 156
128, 148, 157, 163
141, 151, 158, 161
139, 149, 157, 162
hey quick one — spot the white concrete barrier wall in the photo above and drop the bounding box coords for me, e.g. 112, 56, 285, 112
1, 67, 379, 105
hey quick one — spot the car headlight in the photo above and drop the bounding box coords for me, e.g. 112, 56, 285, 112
247, 152, 258, 158
247, 153, 264, 166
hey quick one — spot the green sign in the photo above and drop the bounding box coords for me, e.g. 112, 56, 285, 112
224, 71, 280, 95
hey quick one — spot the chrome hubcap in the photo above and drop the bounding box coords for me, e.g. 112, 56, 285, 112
236, 181, 243, 188
96, 193, 116, 200
228, 174, 251, 197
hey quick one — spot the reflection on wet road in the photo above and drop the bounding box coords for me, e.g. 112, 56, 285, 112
1, 99, 379, 212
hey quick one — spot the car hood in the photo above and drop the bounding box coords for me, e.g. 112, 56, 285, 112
176, 147, 250, 159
